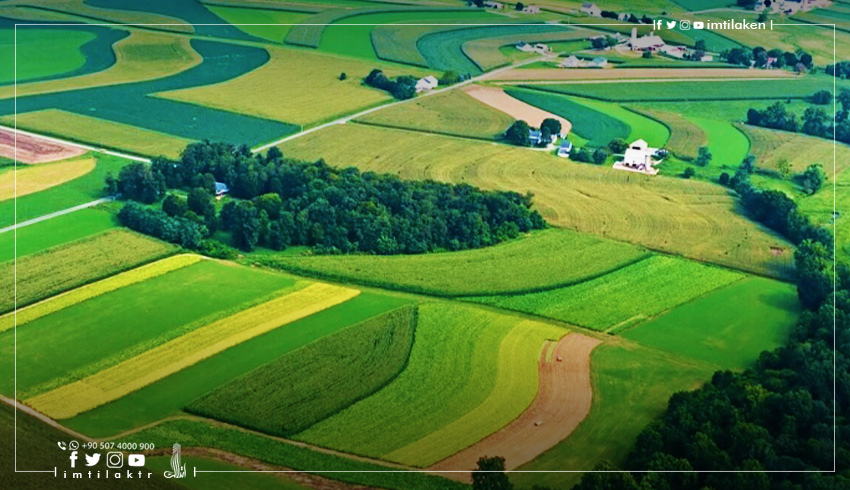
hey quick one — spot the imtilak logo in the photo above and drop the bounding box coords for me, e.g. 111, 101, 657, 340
164, 443, 187, 479
654, 18, 769, 31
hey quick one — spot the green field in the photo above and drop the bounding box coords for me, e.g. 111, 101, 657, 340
505, 88, 630, 146
512, 343, 717, 490
296, 303, 566, 466
798, 168, 850, 264
526, 77, 848, 102
63, 292, 410, 436
0, 206, 117, 262
741, 124, 850, 177
208, 6, 311, 43
356, 89, 515, 140
561, 95, 670, 147
689, 116, 750, 168
0, 153, 126, 228
0, 259, 296, 398
279, 124, 790, 277
0, 29, 94, 84
125, 419, 467, 490
260, 228, 650, 296
0, 229, 175, 313
632, 106, 706, 159
187, 305, 416, 436
469, 256, 744, 331
622, 277, 799, 369
463, 28, 593, 71
157, 47, 430, 127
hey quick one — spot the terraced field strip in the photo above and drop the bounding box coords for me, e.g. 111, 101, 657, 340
262, 228, 650, 297
469, 256, 744, 331
0, 206, 116, 262
486, 67, 797, 82
0, 126, 86, 163
26, 283, 360, 419
295, 303, 566, 467
463, 28, 596, 72
562, 96, 669, 147
278, 123, 794, 278
464, 85, 572, 134
5, 0, 193, 34
630, 107, 706, 159
0, 30, 201, 99
0, 229, 176, 313
207, 5, 311, 43
355, 88, 515, 140
0, 255, 201, 333
384, 320, 568, 466
429, 333, 602, 481
0, 157, 95, 201
3, 110, 193, 160
504, 88, 627, 146
521, 77, 847, 102
739, 123, 850, 177
688, 116, 749, 168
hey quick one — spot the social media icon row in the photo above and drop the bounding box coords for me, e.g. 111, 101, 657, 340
679, 20, 705, 30
69, 450, 144, 468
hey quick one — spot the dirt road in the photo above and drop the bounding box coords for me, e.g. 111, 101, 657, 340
428, 333, 602, 482
464, 85, 572, 135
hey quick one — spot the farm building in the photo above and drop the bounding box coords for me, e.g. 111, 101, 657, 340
617, 12, 631, 21
516, 41, 535, 52
659, 44, 687, 59
557, 140, 573, 157
517, 42, 550, 54
483, 0, 504, 9
613, 139, 664, 175
581, 2, 601, 16
587, 57, 608, 68
415, 76, 439, 93
214, 181, 230, 198
627, 27, 665, 51
560, 55, 584, 68
522, 5, 542, 13
529, 129, 556, 146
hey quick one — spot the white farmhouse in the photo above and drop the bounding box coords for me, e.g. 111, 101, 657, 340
618, 12, 631, 21
581, 2, 601, 17
415, 75, 438, 93
532, 43, 550, 54
659, 44, 687, 58
557, 140, 573, 157
613, 139, 664, 175
522, 5, 541, 13
516, 41, 535, 52
483, 0, 504, 9
627, 27, 665, 51
559, 55, 584, 68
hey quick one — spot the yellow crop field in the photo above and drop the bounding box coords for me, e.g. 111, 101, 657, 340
26, 282, 360, 419
739, 124, 850, 177
0, 157, 95, 201
0, 254, 201, 333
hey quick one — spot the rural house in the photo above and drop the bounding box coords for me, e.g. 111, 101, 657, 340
214, 181, 230, 198
581, 2, 601, 16
529, 129, 556, 146
560, 55, 584, 68
415, 75, 439, 93
557, 139, 573, 157
613, 139, 664, 175
516, 41, 535, 52
522, 5, 542, 13
483, 0, 504, 9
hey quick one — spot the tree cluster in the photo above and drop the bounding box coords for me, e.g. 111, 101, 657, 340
571, 146, 610, 164
128, 141, 546, 254
118, 201, 207, 249
827, 61, 850, 79
747, 99, 850, 144
722, 46, 813, 71
364, 69, 417, 100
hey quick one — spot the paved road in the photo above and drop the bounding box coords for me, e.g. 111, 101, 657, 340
0, 197, 112, 235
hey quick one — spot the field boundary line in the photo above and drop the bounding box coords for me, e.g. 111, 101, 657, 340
0, 394, 93, 442
351, 119, 501, 142
0, 196, 112, 234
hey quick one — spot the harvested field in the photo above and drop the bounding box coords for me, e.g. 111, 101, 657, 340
739, 124, 850, 177
0, 127, 86, 164
631, 107, 706, 159
0, 157, 95, 200
279, 124, 794, 278
487, 67, 797, 82
26, 283, 360, 419
464, 85, 571, 134
429, 333, 601, 481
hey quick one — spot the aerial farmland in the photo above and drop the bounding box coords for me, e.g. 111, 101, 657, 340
1, 1, 846, 490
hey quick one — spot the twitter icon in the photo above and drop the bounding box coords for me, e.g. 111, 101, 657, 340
666, 21, 677, 29
85, 453, 101, 466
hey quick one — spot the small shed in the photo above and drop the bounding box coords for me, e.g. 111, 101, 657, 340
214, 181, 230, 198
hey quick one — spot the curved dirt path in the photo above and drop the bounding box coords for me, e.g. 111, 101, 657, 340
463, 85, 572, 135
428, 333, 602, 482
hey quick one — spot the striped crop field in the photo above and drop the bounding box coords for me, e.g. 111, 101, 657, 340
630, 107, 707, 159
469, 256, 744, 331
295, 303, 566, 467
0, 157, 95, 201
0, 254, 201, 333
26, 283, 360, 419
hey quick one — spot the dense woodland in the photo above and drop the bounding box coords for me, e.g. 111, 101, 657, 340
111, 141, 546, 254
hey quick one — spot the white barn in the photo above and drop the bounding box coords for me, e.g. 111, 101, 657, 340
415, 75, 439, 93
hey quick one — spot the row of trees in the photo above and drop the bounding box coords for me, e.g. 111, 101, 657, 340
722, 46, 813, 71
113, 141, 547, 254
746, 96, 850, 145
827, 61, 850, 79
504, 118, 561, 147
364, 69, 417, 100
